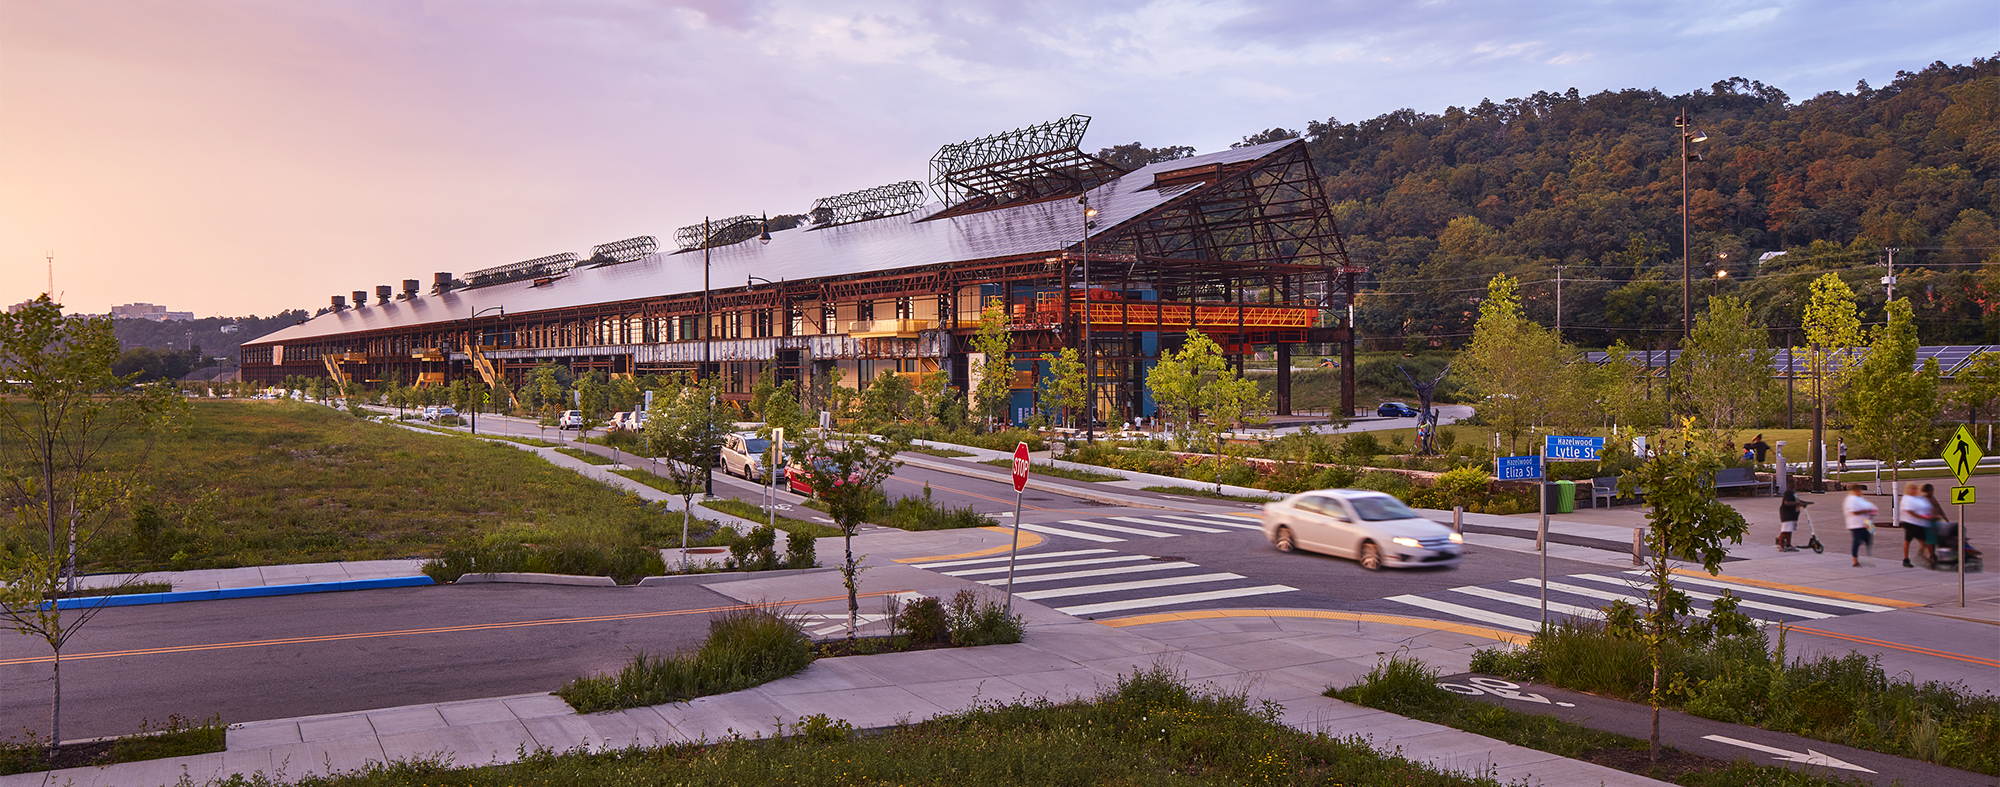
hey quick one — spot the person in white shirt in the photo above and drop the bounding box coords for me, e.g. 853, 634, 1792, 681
1897, 481, 1937, 567
1842, 484, 1878, 567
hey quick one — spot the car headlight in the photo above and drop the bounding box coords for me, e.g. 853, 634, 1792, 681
1392, 537, 1421, 548
1448, 532, 1464, 544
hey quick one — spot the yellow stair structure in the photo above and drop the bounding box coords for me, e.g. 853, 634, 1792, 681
467, 346, 520, 411
320, 354, 352, 399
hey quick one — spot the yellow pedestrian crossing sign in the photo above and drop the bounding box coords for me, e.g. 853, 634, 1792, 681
1942, 425, 1982, 485
1951, 486, 1976, 505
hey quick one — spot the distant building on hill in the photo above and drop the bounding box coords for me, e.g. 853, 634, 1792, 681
111, 303, 196, 321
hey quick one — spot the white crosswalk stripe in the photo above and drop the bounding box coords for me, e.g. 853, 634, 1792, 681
910, 547, 1297, 617
1001, 512, 1266, 543
1383, 572, 1877, 631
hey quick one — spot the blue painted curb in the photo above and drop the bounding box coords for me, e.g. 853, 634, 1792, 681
55, 575, 434, 609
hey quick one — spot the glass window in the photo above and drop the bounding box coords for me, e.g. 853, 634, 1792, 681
1349, 495, 1419, 521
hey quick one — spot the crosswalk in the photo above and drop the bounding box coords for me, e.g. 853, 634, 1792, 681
1384, 571, 1897, 632
1006, 511, 1265, 544
907, 547, 1296, 618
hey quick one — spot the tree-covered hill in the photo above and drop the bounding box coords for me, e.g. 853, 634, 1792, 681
1215, 56, 1999, 348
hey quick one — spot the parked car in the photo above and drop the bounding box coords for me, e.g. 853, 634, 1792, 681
1261, 489, 1462, 570
785, 456, 841, 496
557, 410, 584, 430
1376, 401, 1420, 418
608, 412, 632, 431
721, 432, 772, 480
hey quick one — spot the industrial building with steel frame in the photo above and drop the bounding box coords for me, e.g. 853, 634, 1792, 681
241, 117, 1366, 423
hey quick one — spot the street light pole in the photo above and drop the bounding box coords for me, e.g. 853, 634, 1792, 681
1674, 110, 1707, 410
1079, 194, 1099, 443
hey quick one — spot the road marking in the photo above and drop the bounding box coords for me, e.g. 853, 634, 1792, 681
1017, 522, 1125, 543
1016, 572, 1245, 600
1787, 626, 2000, 668
893, 526, 1045, 563
1386, 594, 1540, 631
1572, 574, 1833, 619
1056, 585, 1295, 616
941, 555, 1149, 577
1450, 586, 1604, 620
0, 591, 905, 666
977, 562, 1200, 585
910, 549, 1110, 570
1700, 735, 1876, 773
1108, 516, 1227, 533
1665, 574, 1894, 613
1056, 519, 1179, 538
1662, 569, 1919, 608
1154, 513, 1265, 530
1098, 608, 1531, 645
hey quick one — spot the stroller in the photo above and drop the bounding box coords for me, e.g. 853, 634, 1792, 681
1929, 517, 1984, 572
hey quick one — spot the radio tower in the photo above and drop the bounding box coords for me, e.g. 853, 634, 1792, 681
46, 251, 54, 297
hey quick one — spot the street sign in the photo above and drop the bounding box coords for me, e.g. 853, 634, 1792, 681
1544, 435, 1605, 461
1011, 442, 1032, 492
1942, 425, 1983, 485
1952, 486, 1976, 505
1497, 455, 1542, 481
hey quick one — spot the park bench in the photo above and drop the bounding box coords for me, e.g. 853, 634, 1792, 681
1713, 467, 1772, 497
1590, 476, 1622, 508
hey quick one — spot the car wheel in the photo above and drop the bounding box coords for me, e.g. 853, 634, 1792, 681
1273, 526, 1296, 553
1359, 542, 1383, 571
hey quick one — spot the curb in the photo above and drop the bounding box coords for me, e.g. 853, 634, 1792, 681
56, 575, 435, 609
638, 566, 834, 586
451, 572, 619, 587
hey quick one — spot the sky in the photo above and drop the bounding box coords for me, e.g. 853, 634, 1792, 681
3, 1, 1993, 319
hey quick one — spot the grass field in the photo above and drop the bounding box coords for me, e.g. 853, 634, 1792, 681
5, 400, 691, 572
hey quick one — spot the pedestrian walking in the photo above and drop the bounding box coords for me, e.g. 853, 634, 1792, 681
1897, 481, 1937, 568
1838, 438, 1848, 473
1777, 490, 1810, 552
1843, 483, 1877, 567
1747, 434, 1770, 464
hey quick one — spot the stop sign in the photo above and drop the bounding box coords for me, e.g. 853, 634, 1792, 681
1011, 442, 1031, 492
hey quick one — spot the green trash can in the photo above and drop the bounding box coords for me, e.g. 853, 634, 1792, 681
1555, 479, 1577, 513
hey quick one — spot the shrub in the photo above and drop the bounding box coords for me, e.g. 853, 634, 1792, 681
946, 589, 1024, 646
558, 606, 812, 713
421, 540, 663, 584
895, 595, 951, 644
726, 524, 781, 572
1337, 432, 1384, 460
1338, 652, 1460, 718
784, 528, 817, 569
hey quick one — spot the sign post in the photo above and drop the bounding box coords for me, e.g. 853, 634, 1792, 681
1003, 442, 1031, 616
1942, 425, 1982, 607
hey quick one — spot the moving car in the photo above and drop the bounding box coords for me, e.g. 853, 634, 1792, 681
557, 410, 584, 430
1261, 489, 1462, 570
1376, 402, 1420, 418
721, 432, 772, 479
421, 405, 458, 422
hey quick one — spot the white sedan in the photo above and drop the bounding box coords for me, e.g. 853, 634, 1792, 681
1261, 489, 1463, 570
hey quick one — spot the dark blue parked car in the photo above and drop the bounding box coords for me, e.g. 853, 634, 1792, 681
1376, 402, 1420, 418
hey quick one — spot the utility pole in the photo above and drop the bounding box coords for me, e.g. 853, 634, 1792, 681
1883, 247, 1898, 303
1554, 265, 1566, 339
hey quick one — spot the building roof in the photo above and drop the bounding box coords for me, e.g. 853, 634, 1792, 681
244, 139, 1299, 347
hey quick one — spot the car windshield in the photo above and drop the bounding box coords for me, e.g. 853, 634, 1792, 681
1349, 495, 1420, 521
743, 439, 770, 453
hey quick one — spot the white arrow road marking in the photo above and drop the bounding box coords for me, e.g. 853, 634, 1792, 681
1700, 735, 1876, 773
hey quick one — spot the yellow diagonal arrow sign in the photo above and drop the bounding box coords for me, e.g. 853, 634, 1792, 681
1941, 425, 1982, 485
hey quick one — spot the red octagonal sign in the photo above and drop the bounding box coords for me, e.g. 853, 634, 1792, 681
1011, 442, 1031, 492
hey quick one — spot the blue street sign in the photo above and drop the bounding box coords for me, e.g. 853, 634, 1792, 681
1497, 455, 1543, 480
1544, 435, 1605, 461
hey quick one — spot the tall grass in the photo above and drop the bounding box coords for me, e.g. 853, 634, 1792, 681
557, 606, 813, 713
1473, 619, 2000, 775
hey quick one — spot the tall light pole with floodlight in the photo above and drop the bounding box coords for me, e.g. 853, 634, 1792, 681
1079, 193, 1099, 443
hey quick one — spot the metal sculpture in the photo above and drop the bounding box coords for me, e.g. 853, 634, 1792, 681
1398, 364, 1451, 455
463, 252, 579, 289
927, 115, 1126, 216
587, 235, 659, 266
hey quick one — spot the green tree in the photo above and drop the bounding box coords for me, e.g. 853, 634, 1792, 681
911, 369, 949, 429
1839, 299, 1943, 501
1037, 348, 1087, 428
859, 369, 913, 425
1599, 340, 1665, 435
1678, 295, 1777, 433
1458, 274, 1580, 453
1619, 420, 1751, 761
1145, 330, 1268, 490
534, 364, 568, 417
1801, 273, 1863, 485
641, 374, 737, 567
1949, 351, 2000, 429
0, 296, 181, 751
969, 297, 1014, 429
784, 431, 905, 640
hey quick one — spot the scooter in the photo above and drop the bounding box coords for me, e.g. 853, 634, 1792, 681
1801, 509, 1824, 554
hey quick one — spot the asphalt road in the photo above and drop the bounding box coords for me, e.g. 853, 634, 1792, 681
0, 583, 733, 741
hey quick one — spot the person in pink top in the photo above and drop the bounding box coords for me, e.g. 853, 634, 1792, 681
1842, 483, 1877, 567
